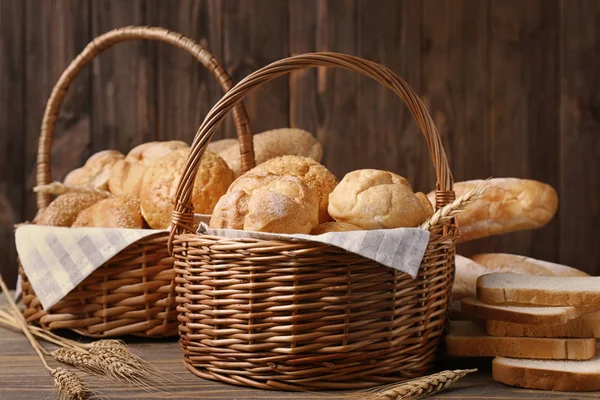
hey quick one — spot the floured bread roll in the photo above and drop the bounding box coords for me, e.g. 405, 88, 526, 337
72, 195, 143, 228
125, 140, 189, 166
64, 150, 124, 191
243, 155, 337, 223
219, 128, 323, 176
36, 192, 105, 227
328, 169, 429, 229
210, 174, 319, 234
207, 138, 239, 155
311, 221, 361, 235
140, 148, 233, 229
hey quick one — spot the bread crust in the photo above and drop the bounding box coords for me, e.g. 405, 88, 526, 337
71, 195, 143, 229
108, 159, 147, 197
64, 150, 124, 191
486, 311, 600, 337
310, 222, 361, 235
36, 192, 104, 227
125, 140, 188, 165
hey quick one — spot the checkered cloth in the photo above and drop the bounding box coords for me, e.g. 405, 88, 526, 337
15, 223, 429, 311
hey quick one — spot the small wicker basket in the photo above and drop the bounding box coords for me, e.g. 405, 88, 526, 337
19, 26, 256, 338
169, 53, 457, 390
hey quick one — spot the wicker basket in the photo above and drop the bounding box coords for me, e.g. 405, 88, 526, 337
19, 26, 255, 338
169, 53, 457, 390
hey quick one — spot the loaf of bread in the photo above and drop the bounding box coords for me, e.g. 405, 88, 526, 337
218, 128, 323, 177
71, 195, 143, 229
125, 140, 188, 166
64, 150, 124, 191
243, 156, 337, 223
328, 169, 428, 229
427, 178, 558, 242
140, 148, 233, 229
486, 311, 600, 338
446, 321, 596, 360
310, 221, 361, 235
210, 174, 319, 234
36, 192, 105, 227
453, 255, 491, 300
108, 159, 147, 197
493, 348, 600, 391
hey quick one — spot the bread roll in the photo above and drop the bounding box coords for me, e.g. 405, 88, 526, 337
415, 192, 433, 217
328, 169, 427, 229
207, 138, 238, 155
64, 150, 124, 191
242, 156, 337, 223
36, 192, 105, 227
427, 178, 558, 242
72, 195, 143, 229
311, 221, 361, 235
108, 159, 147, 197
210, 174, 319, 234
125, 140, 188, 166
140, 149, 233, 229
219, 128, 323, 176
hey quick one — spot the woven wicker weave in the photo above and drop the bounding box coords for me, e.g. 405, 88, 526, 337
20, 26, 255, 338
169, 53, 457, 390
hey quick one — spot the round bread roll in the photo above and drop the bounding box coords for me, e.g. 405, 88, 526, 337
71, 195, 143, 229
108, 159, 148, 197
36, 192, 105, 227
415, 192, 434, 218
140, 149, 234, 229
219, 128, 323, 177
64, 150, 124, 191
125, 140, 189, 166
239, 155, 337, 223
210, 174, 319, 234
207, 138, 239, 155
328, 169, 429, 229
311, 221, 361, 235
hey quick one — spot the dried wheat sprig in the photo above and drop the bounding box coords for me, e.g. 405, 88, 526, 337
420, 181, 489, 232
355, 369, 477, 400
33, 181, 110, 197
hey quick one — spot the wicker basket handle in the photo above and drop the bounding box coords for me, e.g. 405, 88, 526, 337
36, 25, 255, 211
169, 52, 454, 246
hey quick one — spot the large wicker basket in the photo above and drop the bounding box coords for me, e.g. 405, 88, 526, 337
169, 53, 457, 390
19, 26, 256, 338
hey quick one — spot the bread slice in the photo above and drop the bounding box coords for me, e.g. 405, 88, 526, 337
487, 311, 600, 337
471, 253, 588, 277
476, 273, 600, 306
445, 321, 595, 360
493, 347, 600, 391
461, 297, 591, 325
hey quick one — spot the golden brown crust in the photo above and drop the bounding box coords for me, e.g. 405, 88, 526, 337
36, 192, 105, 227
140, 149, 233, 229
108, 159, 148, 197
328, 169, 426, 229
207, 138, 239, 155
310, 221, 361, 235
63, 150, 124, 191
71, 195, 143, 228
125, 141, 188, 166
415, 192, 433, 218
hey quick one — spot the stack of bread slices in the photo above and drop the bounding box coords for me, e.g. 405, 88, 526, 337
447, 262, 600, 392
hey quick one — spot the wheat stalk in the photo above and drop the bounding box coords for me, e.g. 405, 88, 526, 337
33, 181, 110, 197
420, 181, 489, 232
356, 369, 477, 400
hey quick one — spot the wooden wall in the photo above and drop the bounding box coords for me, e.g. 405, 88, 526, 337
1, 0, 599, 287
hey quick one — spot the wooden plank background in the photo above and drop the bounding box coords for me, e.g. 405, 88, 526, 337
1, 0, 599, 287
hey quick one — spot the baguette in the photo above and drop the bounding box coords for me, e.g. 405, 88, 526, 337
461, 297, 591, 325
493, 348, 600, 391
476, 273, 600, 306
486, 311, 600, 338
445, 321, 595, 360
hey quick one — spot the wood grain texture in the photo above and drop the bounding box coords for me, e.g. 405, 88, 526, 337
559, 0, 600, 274
91, 0, 157, 152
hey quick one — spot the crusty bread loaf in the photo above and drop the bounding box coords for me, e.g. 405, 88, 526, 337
486, 311, 600, 338
243, 156, 337, 223
140, 149, 233, 229
328, 169, 427, 229
415, 192, 433, 218
477, 273, 600, 306
446, 321, 595, 360
207, 138, 238, 155
219, 128, 323, 177
427, 178, 558, 242
461, 297, 591, 325
210, 174, 319, 234
471, 253, 588, 277
108, 159, 148, 197
125, 140, 188, 166
310, 221, 361, 235
71, 195, 143, 229
64, 150, 124, 191
36, 192, 105, 227
493, 347, 600, 391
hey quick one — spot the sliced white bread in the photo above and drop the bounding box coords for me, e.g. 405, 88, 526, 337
487, 311, 600, 338
476, 273, 600, 306
445, 321, 595, 360
471, 253, 588, 277
493, 347, 600, 391
461, 297, 593, 325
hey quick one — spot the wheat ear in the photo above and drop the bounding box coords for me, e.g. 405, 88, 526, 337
356, 369, 477, 400
420, 181, 489, 232
33, 181, 110, 197
0, 275, 89, 400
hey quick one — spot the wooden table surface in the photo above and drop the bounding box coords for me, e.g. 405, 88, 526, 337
1, 293, 599, 399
